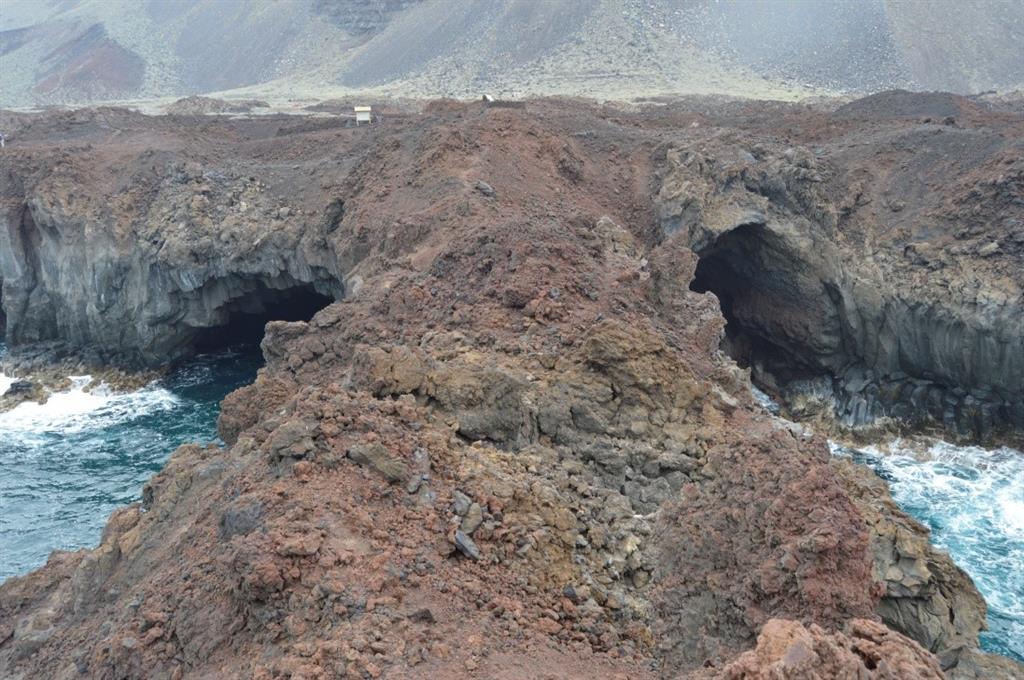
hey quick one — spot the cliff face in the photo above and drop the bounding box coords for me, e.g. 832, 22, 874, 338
1, 95, 1022, 679
5, 91, 1021, 437
0, 108, 349, 368
656, 91, 1024, 442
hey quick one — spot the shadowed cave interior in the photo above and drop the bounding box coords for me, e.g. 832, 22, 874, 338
688, 223, 821, 386
192, 282, 335, 353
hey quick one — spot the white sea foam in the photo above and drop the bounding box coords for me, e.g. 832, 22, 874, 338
750, 383, 781, 414
0, 375, 180, 439
0, 372, 14, 396
831, 437, 1024, 660
999, 493, 1024, 538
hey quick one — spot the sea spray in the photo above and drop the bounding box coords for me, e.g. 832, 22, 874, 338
0, 373, 14, 397
0, 343, 12, 396
0, 346, 261, 579
0, 376, 180, 440
749, 384, 780, 415
830, 439, 1024, 661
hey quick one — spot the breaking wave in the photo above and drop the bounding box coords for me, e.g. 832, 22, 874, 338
831, 439, 1024, 662
0, 376, 180, 443
0, 346, 261, 579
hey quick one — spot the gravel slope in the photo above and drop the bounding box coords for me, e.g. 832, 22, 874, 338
2, 0, 1022, 107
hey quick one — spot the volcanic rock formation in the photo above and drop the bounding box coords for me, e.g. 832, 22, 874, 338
656, 91, 1024, 441
1, 94, 1022, 678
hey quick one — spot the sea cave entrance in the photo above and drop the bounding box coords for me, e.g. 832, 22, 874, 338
688, 223, 819, 385
192, 282, 336, 353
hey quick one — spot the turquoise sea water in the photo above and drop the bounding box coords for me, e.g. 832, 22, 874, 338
0, 344, 261, 579
831, 440, 1024, 662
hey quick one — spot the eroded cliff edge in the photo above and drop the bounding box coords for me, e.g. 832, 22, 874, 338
1, 95, 1022, 679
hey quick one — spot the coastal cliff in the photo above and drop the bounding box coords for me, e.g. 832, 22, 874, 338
655, 91, 1024, 442
1, 94, 1022, 678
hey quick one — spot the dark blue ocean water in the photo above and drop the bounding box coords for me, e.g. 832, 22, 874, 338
0, 345, 261, 579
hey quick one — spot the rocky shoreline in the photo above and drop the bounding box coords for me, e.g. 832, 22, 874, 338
654, 94, 1024, 444
0, 357, 160, 413
1, 93, 1022, 678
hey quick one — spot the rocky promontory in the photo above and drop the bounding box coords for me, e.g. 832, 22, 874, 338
1, 94, 1021, 678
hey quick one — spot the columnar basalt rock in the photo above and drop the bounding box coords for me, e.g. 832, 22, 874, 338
655, 93, 1024, 442
0, 115, 345, 368
833, 460, 988, 672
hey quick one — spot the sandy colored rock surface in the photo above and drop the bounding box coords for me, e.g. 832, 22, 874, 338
706, 618, 943, 680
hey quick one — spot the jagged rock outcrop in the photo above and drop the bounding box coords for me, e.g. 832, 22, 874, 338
164, 96, 269, 115
650, 426, 878, 668
2, 95, 1022, 678
831, 460, 1004, 677
0, 109, 346, 368
656, 91, 1024, 442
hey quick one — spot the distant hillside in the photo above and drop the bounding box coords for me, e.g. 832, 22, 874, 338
1, 0, 1022, 107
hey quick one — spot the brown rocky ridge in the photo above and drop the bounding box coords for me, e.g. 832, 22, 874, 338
0, 92, 1022, 678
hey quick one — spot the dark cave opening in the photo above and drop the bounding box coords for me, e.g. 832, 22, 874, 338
689, 224, 818, 385
192, 283, 335, 353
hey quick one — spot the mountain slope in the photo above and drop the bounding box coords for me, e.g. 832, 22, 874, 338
1, 1, 1022, 108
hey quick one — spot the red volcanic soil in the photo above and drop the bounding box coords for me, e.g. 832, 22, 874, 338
0, 95, 1021, 679
33, 23, 145, 99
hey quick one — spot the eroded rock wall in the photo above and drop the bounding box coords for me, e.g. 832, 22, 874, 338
0, 110, 346, 368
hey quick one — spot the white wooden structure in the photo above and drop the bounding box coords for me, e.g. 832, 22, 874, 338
354, 106, 372, 124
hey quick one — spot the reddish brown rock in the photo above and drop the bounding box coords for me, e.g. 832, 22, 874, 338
705, 618, 944, 679
2, 95, 1021, 679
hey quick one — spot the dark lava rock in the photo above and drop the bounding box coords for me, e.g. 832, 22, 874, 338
5, 380, 35, 395
454, 530, 482, 560
218, 500, 264, 539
